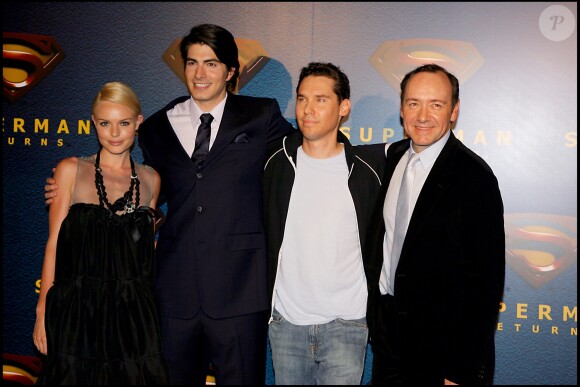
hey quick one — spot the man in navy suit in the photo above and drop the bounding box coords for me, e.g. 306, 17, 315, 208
368, 64, 505, 385
136, 24, 294, 384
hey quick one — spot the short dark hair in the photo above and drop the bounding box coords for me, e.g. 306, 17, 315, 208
180, 24, 240, 93
296, 62, 350, 102
400, 63, 459, 109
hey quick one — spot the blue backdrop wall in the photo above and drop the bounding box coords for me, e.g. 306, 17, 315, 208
3, 2, 577, 384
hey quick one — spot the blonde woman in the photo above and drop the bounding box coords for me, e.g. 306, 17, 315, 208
33, 82, 169, 384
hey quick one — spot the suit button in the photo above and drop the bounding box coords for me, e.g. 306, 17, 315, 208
197, 172, 203, 178
196, 206, 203, 213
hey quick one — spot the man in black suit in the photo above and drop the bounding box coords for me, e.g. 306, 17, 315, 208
137, 24, 294, 385
368, 64, 505, 385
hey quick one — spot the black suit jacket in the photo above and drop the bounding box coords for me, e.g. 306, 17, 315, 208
138, 93, 294, 319
368, 132, 505, 384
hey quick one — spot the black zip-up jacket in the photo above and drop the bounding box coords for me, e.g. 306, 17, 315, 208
262, 129, 387, 328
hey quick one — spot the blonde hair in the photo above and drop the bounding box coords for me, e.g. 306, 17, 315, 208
92, 81, 142, 116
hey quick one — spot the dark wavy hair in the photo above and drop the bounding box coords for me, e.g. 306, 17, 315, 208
180, 24, 240, 93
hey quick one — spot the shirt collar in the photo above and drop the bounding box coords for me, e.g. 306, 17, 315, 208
411, 130, 450, 169
189, 93, 228, 125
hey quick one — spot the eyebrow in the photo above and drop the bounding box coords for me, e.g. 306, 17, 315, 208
405, 97, 448, 104
186, 57, 221, 64
95, 116, 134, 121
297, 93, 332, 99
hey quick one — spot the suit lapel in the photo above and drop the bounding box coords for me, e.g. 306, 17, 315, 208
164, 110, 195, 163
150, 96, 198, 166
204, 94, 248, 166
405, 133, 459, 241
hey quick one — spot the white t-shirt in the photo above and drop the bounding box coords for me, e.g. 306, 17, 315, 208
275, 146, 367, 325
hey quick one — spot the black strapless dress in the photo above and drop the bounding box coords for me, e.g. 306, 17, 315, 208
37, 204, 170, 385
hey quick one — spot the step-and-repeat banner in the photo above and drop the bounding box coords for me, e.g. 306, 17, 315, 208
3, 2, 576, 384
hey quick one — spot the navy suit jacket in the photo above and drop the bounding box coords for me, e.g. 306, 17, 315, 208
368, 132, 505, 384
138, 93, 294, 319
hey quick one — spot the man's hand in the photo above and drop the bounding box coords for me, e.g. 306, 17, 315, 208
44, 168, 57, 205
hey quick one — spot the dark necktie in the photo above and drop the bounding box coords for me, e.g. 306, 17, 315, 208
389, 152, 419, 295
192, 113, 213, 168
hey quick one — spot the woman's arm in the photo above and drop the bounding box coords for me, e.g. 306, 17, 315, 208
33, 157, 77, 355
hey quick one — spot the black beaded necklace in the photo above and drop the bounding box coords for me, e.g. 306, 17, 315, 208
94, 149, 140, 215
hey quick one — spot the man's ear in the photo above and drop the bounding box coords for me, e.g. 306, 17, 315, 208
339, 99, 351, 117
226, 67, 236, 81
451, 99, 460, 123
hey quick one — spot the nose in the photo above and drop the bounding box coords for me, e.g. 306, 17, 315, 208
110, 124, 120, 137
417, 105, 429, 122
195, 64, 206, 78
